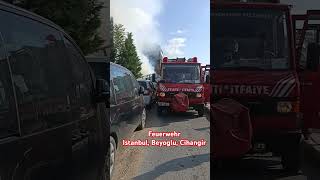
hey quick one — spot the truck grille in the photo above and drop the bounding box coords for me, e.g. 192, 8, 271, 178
166, 92, 197, 98
213, 96, 277, 115
239, 100, 276, 115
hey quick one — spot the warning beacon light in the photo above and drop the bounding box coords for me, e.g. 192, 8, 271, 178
163, 57, 168, 62
192, 57, 197, 63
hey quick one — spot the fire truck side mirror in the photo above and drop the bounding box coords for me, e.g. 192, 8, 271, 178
205, 75, 210, 84
306, 42, 320, 72
152, 74, 156, 82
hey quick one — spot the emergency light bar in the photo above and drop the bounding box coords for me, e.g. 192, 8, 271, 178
215, 0, 279, 3
162, 57, 198, 63
187, 57, 198, 62
176, 58, 186, 62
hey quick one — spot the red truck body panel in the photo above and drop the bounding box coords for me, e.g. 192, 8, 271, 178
212, 99, 252, 158
213, 71, 300, 98
211, 0, 309, 159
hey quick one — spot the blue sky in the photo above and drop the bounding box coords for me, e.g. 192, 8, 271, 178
111, 0, 209, 74
158, 0, 210, 65
111, 0, 320, 74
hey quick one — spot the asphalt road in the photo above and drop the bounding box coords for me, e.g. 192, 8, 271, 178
112, 106, 210, 180
213, 151, 320, 180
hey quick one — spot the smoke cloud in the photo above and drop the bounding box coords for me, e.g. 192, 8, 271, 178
111, 0, 164, 75
163, 37, 187, 57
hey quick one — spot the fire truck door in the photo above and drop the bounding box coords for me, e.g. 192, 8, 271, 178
202, 66, 211, 103
295, 11, 320, 128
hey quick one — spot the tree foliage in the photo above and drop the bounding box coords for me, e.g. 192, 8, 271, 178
4, 0, 104, 55
109, 18, 116, 63
112, 23, 126, 63
118, 33, 142, 78
111, 22, 143, 78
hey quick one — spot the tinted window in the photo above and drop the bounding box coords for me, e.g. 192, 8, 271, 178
0, 32, 18, 138
63, 36, 91, 83
111, 65, 134, 104
0, 11, 72, 133
298, 28, 318, 69
88, 61, 111, 106
63, 36, 93, 119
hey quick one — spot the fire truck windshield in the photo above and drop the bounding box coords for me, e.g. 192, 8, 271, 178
213, 8, 290, 70
162, 64, 200, 83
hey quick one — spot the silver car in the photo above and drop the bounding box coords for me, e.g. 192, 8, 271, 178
138, 80, 156, 109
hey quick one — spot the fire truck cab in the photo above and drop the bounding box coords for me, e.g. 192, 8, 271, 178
156, 57, 207, 116
212, 0, 320, 172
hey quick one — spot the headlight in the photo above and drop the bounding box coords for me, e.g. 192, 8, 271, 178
196, 93, 202, 98
277, 102, 293, 113
159, 92, 165, 97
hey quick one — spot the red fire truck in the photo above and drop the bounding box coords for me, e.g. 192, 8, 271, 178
156, 57, 210, 116
212, 0, 320, 172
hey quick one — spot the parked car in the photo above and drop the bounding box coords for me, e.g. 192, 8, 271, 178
0, 2, 109, 180
152, 82, 157, 91
138, 80, 156, 108
86, 58, 146, 179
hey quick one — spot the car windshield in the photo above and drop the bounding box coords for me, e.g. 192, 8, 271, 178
213, 8, 290, 70
162, 64, 200, 83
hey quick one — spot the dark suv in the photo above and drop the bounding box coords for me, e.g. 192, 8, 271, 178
86, 57, 146, 178
0, 2, 109, 180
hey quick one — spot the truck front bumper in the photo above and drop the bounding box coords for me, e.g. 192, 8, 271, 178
252, 112, 303, 135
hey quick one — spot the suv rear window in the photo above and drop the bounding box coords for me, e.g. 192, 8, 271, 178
138, 81, 148, 89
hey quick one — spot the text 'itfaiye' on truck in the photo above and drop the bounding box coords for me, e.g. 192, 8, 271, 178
156, 57, 210, 116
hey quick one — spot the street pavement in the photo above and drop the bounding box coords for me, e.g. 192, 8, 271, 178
304, 129, 320, 162
111, 105, 320, 180
112, 106, 210, 180
213, 151, 320, 180
213, 131, 320, 180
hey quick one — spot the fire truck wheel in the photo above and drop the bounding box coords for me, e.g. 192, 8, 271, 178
281, 135, 303, 173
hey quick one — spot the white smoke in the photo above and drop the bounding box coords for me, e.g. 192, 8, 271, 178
163, 37, 187, 57
111, 0, 164, 75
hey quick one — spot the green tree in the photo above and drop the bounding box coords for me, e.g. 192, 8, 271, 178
5, 0, 104, 55
118, 33, 143, 78
109, 18, 117, 63
112, 23, 126, 63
